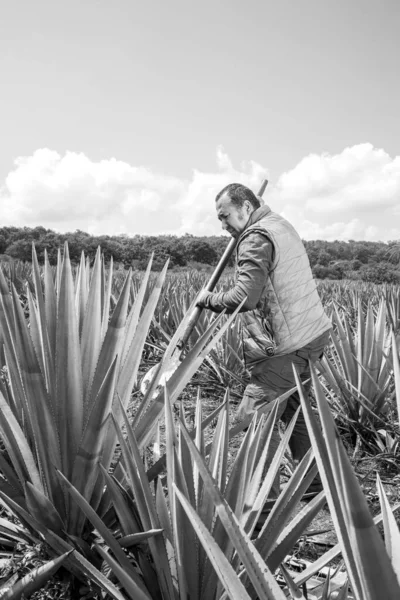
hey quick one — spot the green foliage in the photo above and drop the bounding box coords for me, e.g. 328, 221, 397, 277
1, 226, 399, 282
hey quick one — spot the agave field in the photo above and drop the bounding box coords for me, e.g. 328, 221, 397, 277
0, 246, 399, 600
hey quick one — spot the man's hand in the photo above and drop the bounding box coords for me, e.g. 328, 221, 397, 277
196, 289, 213, 308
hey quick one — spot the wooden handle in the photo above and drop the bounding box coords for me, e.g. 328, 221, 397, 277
177, 178, 269, 349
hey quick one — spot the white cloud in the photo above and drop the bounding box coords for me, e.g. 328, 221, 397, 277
1, 143, 399, 241
271, 143, 400, 241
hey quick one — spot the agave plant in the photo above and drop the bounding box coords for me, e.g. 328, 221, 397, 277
318, 297, 394, 452
0, 243, 172, 596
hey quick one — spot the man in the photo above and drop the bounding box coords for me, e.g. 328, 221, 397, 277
197, 183, 331, 500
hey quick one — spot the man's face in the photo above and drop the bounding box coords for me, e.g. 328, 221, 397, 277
216, 193, 252, 238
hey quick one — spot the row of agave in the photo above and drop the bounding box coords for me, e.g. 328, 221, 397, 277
0, 247, 398, 598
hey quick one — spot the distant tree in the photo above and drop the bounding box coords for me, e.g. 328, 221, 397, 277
0, 234, 7, 254
352, 243, 372, 263
312, 264, 342, 280
5, 239, 32, 262
317, 250, 332, 267
185, 240, 218, 264
387, 241, 400, 265
359, 263, 400, 284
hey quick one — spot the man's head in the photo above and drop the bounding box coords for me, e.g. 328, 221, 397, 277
215, 183, 261, 238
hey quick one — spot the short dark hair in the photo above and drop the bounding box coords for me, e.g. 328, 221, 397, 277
215, 183, 261, 210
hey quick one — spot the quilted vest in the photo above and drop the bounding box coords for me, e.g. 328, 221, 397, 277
238, 205, 331, 366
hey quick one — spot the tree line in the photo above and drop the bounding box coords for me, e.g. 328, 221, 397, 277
0, 226, 399, 284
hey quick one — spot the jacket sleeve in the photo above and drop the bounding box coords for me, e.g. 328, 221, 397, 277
197, 232, 274, 313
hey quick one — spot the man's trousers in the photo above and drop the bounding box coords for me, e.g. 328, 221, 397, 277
237, 331, 330, 498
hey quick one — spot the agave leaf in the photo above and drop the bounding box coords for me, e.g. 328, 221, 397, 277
171, 451, 201, 599
120, 253, 154, 367
198, 402, 232, 591
177, 423, 196, 509
56, 243, 83, 481
75, 251, 89, 337
155, 478, 177, 587
0, 445, 24, 499
90, 262, 165, 516
112, 406, 176, 600
362, 303, 375, 369
1, 350, 25, 428
101, 254, 113, 340
118, 530, 164, 548
95, 544, 152, 600
356, 296, 364, 395
194, 387, 205, 506
331, 310, 356, 384
178, 421, 289, 600
69, 356, 118, 536
0, 550, 72, 600
173, 485, 254, 600
28, 287, 48, 399
241, 400, 282, 524
201, 416, 264, 599
80, 247, 102, 400
374, 299, 387, 354
293, 366, 362, 598
392, 330, 400, 425
280, 563, 306, 599
264, 492, 326, 572
0, 390, 43, 492
9, 284, 63, 508
295, 504, 400, 587
146, 396, 227, 483
176, 480, 287, 600
376, 473, 400, 583
87, 267, 131, 413
72, 549, 128, 600
208, 389, 230, 494
25, 482, 65, 535
199, 399, 229, 539
112, 261, 168, 436
335, 436, 400, 598
99, 465, 140, 536
31, 245, 54, 393
297, 364, 400, 599
249, 408, 300, 541
56, 469, 139, 581
334, 579, 350, 600
0, 517, 36, 545
255, 452, 318, 554
26, 289, 46, 383
163, 384, 190, 600
43, 249, 57, 361
155, 479, 173, 544
55, 248, 62, 293
0, 491, 126, 599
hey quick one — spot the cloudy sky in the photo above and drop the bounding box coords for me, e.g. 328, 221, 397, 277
1, 0, 399, 241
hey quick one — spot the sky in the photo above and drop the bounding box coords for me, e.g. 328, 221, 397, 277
0, 0, 399, 241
